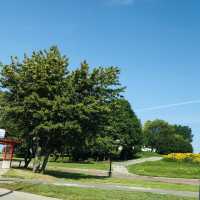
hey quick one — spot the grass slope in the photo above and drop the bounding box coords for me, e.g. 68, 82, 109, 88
128, 160, 200, 179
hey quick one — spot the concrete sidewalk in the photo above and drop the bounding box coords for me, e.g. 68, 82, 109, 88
0, 188, 59, 200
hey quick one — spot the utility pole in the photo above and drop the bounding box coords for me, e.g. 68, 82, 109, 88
108, 154, 112, 177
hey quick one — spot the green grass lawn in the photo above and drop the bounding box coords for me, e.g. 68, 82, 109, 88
0, 182, 195, 200
47, 161, 109, 170
3, 168, 199, 192
128, 160, 200, 179
4, 155, 199, 200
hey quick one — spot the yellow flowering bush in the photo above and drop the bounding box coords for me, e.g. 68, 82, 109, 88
164, 153, 200, 164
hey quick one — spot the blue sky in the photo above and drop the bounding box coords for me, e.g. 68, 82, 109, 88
0, 0, 200, 151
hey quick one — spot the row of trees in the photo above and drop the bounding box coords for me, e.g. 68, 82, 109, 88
0, 47, 193, 173
143, 120, 193, 154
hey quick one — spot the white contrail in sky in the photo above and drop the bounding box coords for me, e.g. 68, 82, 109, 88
136, 100, 200, 112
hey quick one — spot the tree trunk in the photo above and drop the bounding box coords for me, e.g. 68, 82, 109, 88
53, 154, 59, 162
40, 152, 50, 174
24, 148, 33, 168
33, 146, 42, 173
24, 157, 32, 168
33, 158, 40, 173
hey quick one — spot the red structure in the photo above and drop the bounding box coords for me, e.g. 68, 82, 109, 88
0, 138, 20, 161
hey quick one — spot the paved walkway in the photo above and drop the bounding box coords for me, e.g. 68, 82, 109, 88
113, 157, 162, 175
0, 188, 59, 200
116, 157, 163, 166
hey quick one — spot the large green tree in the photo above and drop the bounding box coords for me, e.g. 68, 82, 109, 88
0, 47, 124, 172
107, 99, 142, 160
91, 99, 143, 161
1, 47, 70, 172
62, 61, 125, 161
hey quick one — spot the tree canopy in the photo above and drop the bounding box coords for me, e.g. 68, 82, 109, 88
0, 47, 143, 172
143, 119, 193, 154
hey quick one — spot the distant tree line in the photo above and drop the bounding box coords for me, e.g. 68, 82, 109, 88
0, 47, 193, 173
143, 119, 193, 154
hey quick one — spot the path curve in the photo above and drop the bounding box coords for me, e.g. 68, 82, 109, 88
113, 157, 162, 175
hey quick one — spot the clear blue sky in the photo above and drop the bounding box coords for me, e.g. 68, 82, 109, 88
0, 0, 200, 151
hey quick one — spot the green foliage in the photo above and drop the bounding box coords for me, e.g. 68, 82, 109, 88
109, 99, 142, 159
0, 47, 71, 171
0, 46, 131, 171
91, 136, 115, 160
143, 120, 171, 152
143, 119, 193, 154
89, 99, 142, 161
157, 134, 193, 154
173, 125, 193, 143
64, 61, 125, 161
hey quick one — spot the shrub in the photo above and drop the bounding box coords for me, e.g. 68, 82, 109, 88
164, 153, 200, 164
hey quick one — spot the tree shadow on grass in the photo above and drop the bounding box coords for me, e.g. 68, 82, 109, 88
49, 160, 93, 164
45, 170, 108, 180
